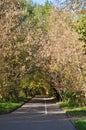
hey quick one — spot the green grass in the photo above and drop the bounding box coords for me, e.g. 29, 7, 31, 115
59, 101, 86, 116
75, 120, 86, 130
68, 107, 86, 116
0, 96, 31, 114
0, 102, 21, 114
58, 101, 86, 130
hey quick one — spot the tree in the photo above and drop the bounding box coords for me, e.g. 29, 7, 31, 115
36, 9, 86, 105
0, 0, 86, 105
0, 0, 35, 101
75, 16, 86, 54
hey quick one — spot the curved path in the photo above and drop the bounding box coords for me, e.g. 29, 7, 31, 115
0, 96, 77, 130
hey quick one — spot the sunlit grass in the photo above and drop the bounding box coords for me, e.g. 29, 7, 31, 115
0, 102, 21, 114
0, 96, 31, 114
58, 101, 86, 130
68, 107, 86, 116
59, 101, 86, 116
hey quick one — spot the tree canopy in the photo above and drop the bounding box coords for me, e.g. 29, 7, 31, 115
0, 0, 86, 105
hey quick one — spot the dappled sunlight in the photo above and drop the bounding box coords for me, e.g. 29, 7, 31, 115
0, 96, 78, 130
0, 97, 66, 119
0, 1, 85, 130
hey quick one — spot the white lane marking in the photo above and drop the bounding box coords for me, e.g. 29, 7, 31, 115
44, 97, 48, 115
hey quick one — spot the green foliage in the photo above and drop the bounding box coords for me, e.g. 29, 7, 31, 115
75, 16, 86, 54
30, 1, 52, 32
21, 71, 50, 96
59, 101, 73, 108
62, 91, 86, 106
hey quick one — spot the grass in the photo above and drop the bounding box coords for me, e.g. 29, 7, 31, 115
59, 101, 86, 116
75, 120, 86, 130
68, 107, 86, 116
0, 102, 21, 114
58, 101, 86, 130
0, 96, 31, 114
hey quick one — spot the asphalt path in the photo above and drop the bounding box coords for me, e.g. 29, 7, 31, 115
0, 96, 77, 130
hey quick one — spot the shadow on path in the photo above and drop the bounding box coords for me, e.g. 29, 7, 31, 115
0, 96, 77, 130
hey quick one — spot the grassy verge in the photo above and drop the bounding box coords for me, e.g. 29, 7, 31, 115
58, 101, 86, 130
0, 97, 31, 114
59, 101, 86, 116
75, 120, 86, 130
0, 102, 21, 114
